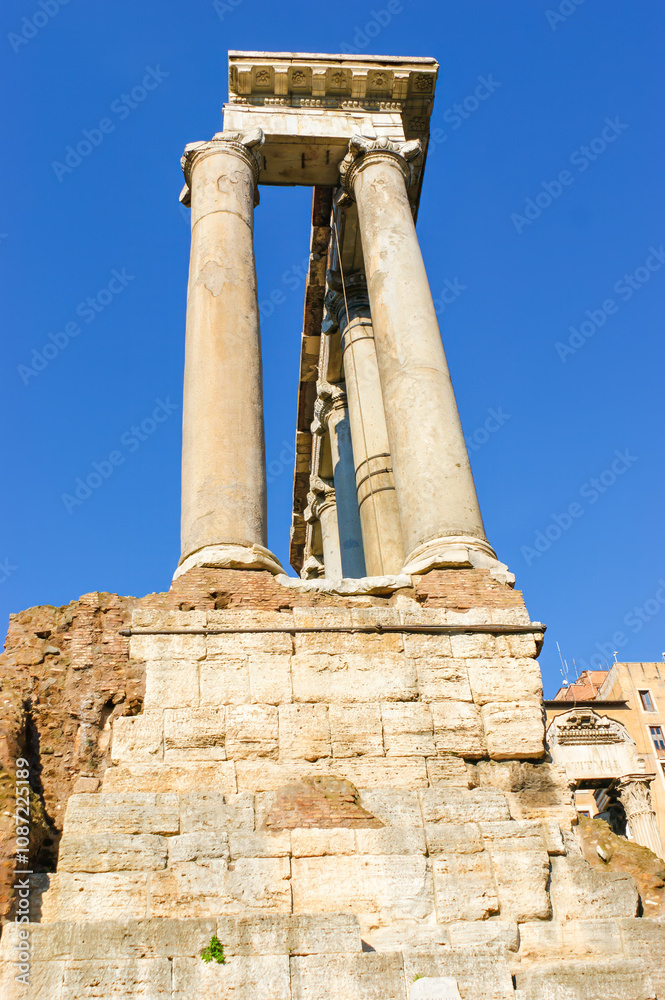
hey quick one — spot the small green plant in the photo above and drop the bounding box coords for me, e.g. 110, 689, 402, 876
413, 973, 425, 981
201, 935, 225, 964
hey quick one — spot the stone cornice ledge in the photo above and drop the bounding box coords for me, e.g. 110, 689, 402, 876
275, 573, 413, 595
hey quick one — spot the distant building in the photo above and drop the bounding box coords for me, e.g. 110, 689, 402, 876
545, 662, 665, 858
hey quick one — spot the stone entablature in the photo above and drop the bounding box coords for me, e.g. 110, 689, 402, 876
227, 51, 438, 120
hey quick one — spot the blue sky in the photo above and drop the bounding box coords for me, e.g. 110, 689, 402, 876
1, 0, 664, 696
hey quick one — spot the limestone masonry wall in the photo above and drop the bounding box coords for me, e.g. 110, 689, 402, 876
0, 569, 663, 999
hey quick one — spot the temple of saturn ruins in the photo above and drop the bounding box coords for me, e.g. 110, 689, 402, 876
1, 51, 664, 1000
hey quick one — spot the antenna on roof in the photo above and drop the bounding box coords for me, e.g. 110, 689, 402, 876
613, 651, 619, 663
556, 641, 569, 688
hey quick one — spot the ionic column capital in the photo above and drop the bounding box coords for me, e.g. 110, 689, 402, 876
324, 272, 371, 333
339, 134, 423, 197
304, 474, 336, 521
180, 127, 264, 206
301, 554, 325, 580
311, 381, 347, 436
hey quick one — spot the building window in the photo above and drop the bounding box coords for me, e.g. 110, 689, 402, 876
649, 726, 665, 752
577, 810, 591, 818
639, 689, 656, 712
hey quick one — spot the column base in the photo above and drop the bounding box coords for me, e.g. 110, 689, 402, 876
402, 536, 514, 586
173, 543, 284, 581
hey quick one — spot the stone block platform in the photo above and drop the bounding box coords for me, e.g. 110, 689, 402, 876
1, 572, 663, 998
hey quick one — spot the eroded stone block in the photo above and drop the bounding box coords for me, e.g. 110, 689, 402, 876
216, 913, 362, 956
110, 712, 163, 765
226, 704, 278, 759
514, 959, 657, 1000
64, 793, 179, 835
431, 701, 486, 757
290, 952, 407, 1000
150, 858, 292, 917
144, 660, 199, 709
292, 653, 417, 703
432, 852, 499, 921
550, 851, 639, 920
199, 659, 250, 706
61, 958, 171, 998
248, 654, 293, 704
467, 657, 542, 706
279, 703, 331, 761
172, 955, 291, 1000
415, 659, 472, 702
41, 873, 148, 921
58, 834, 168, 873
168, 833, 230, 865
292, 855, 434, 923
481, 701, 545, 760
102, 761, 237, 795
421, 788, 510, 825
381, 702, 434, 756
329, 703, 384, 757
180, 792, 254, 834
425, 823, 483, 855
491, 849, 551, 921
164, 708, 226, 762
402, 949, 515, 1000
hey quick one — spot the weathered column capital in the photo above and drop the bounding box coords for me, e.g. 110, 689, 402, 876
324, 272, 371, 333
618, 775, 656, 819
179, 127, 265, 206
311, 381, 347, 436
339, 134, 423, 197
301, 554, 325, 580
304, 475, 336, 522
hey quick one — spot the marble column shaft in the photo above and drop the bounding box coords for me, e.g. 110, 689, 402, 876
305, 476, 343, 580
313, 384, 366, 579
340, 137, 494, 574
328, 277, 404, 576
176, 130, 281, 577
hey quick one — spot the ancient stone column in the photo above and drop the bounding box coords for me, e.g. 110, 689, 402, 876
312, 382, 366, 578
618, 776, 664, 857
339, 136, 501, 577
305, 476, 342, 579
326, 274, 404, 577
175, 129, 282, 579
